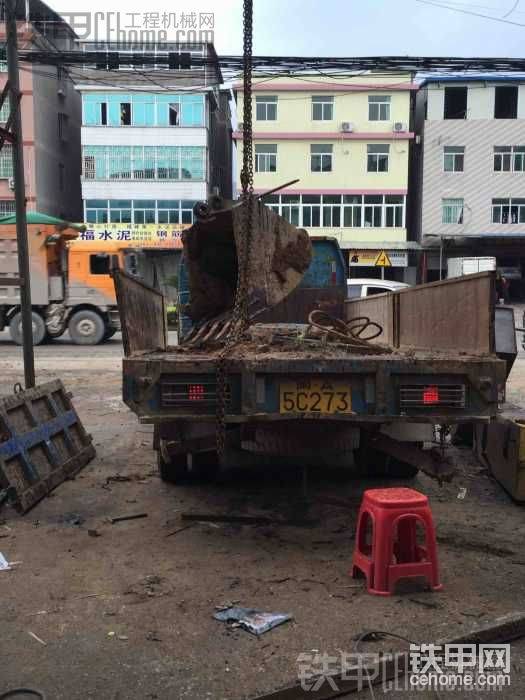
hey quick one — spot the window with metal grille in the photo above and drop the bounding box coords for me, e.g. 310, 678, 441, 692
81, 146, 205, 181
255, 143, 277, 172
367, 144, 390, 172
0, 144, 13, 178
0, 199, 15, 215
0, 96, 9, 123
368, 95, 391, 121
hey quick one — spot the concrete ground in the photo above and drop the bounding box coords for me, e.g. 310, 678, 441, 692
1, 326, 525, 700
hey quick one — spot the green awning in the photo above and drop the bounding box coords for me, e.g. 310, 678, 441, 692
0, 211, 85, 231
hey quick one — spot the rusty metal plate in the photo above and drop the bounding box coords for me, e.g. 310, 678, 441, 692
0, 379, 96, 513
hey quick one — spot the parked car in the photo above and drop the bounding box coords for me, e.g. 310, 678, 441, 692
347, 278, 410, 299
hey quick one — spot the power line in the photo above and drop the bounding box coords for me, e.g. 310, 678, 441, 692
503, 0, 521, 18
416, 0, 525, 26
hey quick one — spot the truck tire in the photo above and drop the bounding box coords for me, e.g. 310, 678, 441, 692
157, 451, 191, 483
68, 310, 105, 345
9, 311, 46, 346
103, 327, 117, 341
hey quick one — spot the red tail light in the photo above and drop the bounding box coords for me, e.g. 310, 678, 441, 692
423, 386, 439, 405
188, 384, 205, 401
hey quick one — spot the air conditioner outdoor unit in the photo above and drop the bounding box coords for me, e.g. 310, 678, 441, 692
8, 178, 14, 190
393, 121, 408, 132
341, 121, 354, 133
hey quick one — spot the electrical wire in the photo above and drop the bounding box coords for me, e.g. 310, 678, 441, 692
416, 0, 525, 26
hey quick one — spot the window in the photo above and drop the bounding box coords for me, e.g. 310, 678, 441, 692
343, 195, 362, 227
169, 103, 178, 126
255, 95, 277, 121
494, 86, 518, 119
120, 102, 131, 125
0, 144, 13, 178
442, 198, 464, 224
132, 200, 156, 224
251, 193, 406, 230
302, 195, 321, 227
0, 199, 15, 216
367, 286, 389, 296
492, 198, 525, 224
84, 199, 197, 225
367, 144, 390, 172
312, 96, 334, 121
255, 143, 277, 172
85, 199, 109, 223
280, 194, 300, 225
0, 45, 6, 72
90, 254, 111, 275
444, 86, 467, 119
322, 195, 341, 227
0, 96, 10, 124
82, 146, 206, 181
311, 144, 333, 172
494, 145, 525, 171
81, 92, 205, 127
443, 146, 464, 172
109, 199, 132, 223
368, 95, 391, 121
385, 195, 404, 227
364, 195, 383, 227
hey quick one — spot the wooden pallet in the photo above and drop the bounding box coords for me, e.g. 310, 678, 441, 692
0, 379, 96, 513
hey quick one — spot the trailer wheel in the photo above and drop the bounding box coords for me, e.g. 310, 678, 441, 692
157, 451, 191, 483
68, 310, 105, 345
9, 311, 46, 346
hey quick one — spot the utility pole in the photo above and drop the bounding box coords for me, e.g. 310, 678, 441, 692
5, 0, 35, 388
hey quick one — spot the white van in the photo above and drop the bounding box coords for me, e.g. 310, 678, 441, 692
347, 278, 410, 299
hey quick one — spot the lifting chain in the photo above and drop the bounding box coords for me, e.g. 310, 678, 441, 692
215, 0, 254, 458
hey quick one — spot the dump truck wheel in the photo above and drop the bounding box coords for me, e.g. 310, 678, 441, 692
9, 311, 46, 346
103, 328, 117, 341
157, 451, 191, 483
68, 310, 105, 345
191, 451, 219, 480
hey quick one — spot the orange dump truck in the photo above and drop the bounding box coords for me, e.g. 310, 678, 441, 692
0, 213, 184, 345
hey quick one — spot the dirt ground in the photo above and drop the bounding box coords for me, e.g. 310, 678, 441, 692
1, 327, 525, 700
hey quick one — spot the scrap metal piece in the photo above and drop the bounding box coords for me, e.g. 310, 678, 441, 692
182, 198, 312, 326
0, 379, 96, 513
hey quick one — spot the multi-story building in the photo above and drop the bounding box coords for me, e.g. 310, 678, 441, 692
234, 75, 418, 283
415, 75, 525, 295
0, 0, 82, 219
77, 42, 232, 229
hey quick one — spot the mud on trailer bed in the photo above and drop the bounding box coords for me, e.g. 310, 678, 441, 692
113, 199, 509, 484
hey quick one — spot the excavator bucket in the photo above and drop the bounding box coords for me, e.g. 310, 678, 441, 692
182, 197, 312, 324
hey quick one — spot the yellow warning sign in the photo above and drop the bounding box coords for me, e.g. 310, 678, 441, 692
374, 250, 392, 267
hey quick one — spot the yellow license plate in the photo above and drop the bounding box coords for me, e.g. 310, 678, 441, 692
280, 380, 352, 414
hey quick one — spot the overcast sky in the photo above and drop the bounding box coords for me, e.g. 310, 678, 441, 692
44, 0, 525, 58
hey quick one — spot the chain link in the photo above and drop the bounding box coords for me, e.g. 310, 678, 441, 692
215, 0, 254, 457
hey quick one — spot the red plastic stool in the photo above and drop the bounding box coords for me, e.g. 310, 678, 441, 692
351, 487, 443, 596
